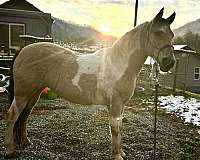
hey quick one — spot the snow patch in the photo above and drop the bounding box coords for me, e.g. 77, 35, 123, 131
158, 95, 200, 127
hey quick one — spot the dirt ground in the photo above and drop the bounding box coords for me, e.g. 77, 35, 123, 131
0, 92, 200, 160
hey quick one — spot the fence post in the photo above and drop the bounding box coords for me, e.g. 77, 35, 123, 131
173, 59, 179, 95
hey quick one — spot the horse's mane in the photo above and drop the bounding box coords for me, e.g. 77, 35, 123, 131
110, 22, 150, 61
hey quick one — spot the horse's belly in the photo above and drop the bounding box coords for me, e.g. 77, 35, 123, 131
54, 85, 100, 105
48, 73, 104, 105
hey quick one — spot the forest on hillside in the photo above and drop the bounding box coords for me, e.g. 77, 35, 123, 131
173, 31, 200, 53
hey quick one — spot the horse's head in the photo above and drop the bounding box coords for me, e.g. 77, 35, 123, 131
147, 8, 176, 72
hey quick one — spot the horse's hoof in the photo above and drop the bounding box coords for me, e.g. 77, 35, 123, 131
114, 154, 124, 160
5, 151, 19, 159
120, 149, 126, 157
22, 139, 33, 148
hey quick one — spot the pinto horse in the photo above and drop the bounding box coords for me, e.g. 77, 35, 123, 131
5, 8, 176, 160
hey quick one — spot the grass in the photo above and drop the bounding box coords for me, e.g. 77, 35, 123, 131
178, 90, 200, 100
162, 86, 200, 100
176, 132, 200, 159
130, 84, 200, 108
127, 85, 173, 107
41, 89, 58, 100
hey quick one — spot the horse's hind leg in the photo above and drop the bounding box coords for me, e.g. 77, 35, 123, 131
5, 92, 40, 157
5, 96, 28, 156
14, 92, 41, 148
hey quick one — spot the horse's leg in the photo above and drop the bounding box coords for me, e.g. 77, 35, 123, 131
108, 104, 125, 160
5, 96, 28, 156
14, 92, 41, 148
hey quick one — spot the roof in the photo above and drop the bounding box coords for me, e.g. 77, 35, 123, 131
144, 56, 155, 65
145, 45, 198, 65
173, 44, 200, 61
173, 45, 188, 51
0, 0, 42, 12
173, 44, 195, 51
19, 35, 53, 42
173, 44, 196, 54
0, 8, 53, 25
0, 0, 53, 25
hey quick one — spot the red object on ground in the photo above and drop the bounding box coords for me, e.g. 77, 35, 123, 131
42, 87, 48, 94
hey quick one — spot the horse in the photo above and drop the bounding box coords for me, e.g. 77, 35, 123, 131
5, 8, 176, 160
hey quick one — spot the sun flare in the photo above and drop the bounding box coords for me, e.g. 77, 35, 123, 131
99, 23, 111, 35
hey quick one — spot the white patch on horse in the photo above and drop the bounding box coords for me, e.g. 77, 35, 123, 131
109, 116, 123, 136
160, 26, 168, 34
98, 48, 130, 98
110, 116, 122, 128
72, 53, 102, 91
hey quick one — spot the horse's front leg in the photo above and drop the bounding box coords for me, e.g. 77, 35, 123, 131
109, 104, 125, 160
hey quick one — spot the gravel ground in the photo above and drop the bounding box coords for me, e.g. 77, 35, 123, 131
1, 97, 200, 160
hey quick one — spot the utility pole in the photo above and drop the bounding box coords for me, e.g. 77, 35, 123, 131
134, 0, 138, 27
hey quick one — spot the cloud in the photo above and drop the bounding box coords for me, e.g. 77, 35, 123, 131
97, 0, 129, 5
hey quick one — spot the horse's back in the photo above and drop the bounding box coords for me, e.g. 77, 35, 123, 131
13, 42, 78, 95
15, 42, 74, 64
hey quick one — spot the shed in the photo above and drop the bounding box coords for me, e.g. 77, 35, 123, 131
173, 45, 200, 93
0, 0, 53, 55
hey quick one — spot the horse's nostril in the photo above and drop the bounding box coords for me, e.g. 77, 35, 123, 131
162, 57, 171, 66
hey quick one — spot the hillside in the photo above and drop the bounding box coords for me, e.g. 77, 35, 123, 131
51, 17, 117, 45
173, 18, 200, 37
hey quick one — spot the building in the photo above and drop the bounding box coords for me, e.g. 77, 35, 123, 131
173, 45, 200, 93
0, 0, 53, 55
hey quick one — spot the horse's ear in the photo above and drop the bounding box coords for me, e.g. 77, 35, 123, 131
153, 8, 164, 22
166, 12, 176, 25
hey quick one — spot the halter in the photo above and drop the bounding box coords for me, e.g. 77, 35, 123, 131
151, 43, 174, 63
145, 23, 174, 63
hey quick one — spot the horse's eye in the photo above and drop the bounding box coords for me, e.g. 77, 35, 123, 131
155, 30, 164, 36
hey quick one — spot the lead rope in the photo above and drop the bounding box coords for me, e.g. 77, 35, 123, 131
152, 62, 159, 160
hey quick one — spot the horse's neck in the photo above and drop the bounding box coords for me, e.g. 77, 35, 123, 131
109, 22, 149, 76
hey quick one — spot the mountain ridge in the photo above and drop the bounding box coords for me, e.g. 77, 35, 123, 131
173, 18, 200, 37
51, 17, 117, 45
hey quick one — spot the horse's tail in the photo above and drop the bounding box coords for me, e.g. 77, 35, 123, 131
8, 49, 21, 105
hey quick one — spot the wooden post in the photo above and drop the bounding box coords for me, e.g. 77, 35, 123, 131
183, 54, 189, 92
173, 59, 179, 95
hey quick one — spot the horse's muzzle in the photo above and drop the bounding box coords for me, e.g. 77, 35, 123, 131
160, 57, 175, 72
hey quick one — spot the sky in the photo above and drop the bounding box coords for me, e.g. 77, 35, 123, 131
0, 0, 200, 37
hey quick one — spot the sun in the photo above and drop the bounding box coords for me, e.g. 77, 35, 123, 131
99, 23, 111, 35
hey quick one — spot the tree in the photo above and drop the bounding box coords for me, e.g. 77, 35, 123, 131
173, 31, 200, 53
